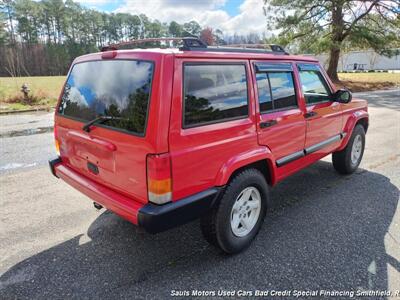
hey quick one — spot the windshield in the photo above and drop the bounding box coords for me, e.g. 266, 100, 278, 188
58, 60, 154, 136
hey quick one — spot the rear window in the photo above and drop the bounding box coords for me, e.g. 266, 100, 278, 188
183, 64, 248, 127
58, 60, 154, 136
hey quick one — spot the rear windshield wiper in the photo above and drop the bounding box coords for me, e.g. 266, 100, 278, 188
82, 115, 123, 132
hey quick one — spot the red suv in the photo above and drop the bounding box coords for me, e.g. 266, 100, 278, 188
50, 38, 368, 253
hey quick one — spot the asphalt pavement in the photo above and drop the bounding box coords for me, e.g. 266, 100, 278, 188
0, 89, 399, 299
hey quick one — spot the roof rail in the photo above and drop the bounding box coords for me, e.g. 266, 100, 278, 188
228, 44, 287, 53
100, 37, 207, 52
100, 37, 288, 55
189, 46, 288, 55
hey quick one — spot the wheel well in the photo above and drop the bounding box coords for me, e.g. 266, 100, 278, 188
356, 118, 368, 133
229, 159, 272, 185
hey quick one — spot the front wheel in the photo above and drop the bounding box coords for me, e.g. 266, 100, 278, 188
332, 124, 365, 174
200, 169, 269, 254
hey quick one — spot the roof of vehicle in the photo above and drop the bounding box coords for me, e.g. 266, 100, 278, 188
173, 49, 318, 62
77, 38, 318, 63
72, 38, 319, 63
75, 47, 319, 64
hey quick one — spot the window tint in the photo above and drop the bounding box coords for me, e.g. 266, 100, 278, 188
298, 70, 331, 104
269, 72, 297, 109
256, 71, 297, 112
256, 73, 272, 111
184, 64, 248, 127
58, 60, 153, 135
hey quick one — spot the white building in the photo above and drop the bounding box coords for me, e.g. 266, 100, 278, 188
309, 49, 400, 71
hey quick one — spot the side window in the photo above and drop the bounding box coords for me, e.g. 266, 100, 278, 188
256, 73, 272, 111
255, 71, 297, 113
269, 72, 297, 109
183, 64, 248, 127
298, 67, 331, 104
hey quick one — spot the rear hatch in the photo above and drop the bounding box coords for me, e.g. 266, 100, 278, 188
55, 56, 160, 203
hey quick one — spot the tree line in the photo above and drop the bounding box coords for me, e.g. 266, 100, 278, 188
3, 0, 395, 80
0, 0, 263, 77
265, 0, 400, 81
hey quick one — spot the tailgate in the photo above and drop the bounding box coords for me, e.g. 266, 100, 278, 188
55, 58, 157, 203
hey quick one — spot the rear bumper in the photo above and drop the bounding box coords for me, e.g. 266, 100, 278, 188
49, 158, 143, 224
138, 188, 222, 233
49, 158, 222, 233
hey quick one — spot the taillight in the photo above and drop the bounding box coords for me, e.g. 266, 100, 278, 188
54, 126, 60, 156
147, 153, 172, 205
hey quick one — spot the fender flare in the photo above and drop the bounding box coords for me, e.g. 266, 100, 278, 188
214, 146, 277, 186
338, 110, 369, 151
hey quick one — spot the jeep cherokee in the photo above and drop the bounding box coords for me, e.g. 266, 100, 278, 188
49, 38, 368, 253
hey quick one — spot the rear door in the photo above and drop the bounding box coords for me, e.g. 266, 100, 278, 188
296, 63, 342, 153
55, 57, 161, 204
252, 61, 306, 167
169, 59, 257, 200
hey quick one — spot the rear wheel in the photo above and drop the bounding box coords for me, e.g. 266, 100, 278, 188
332, 124, 365, 174
200, 168, 268, 254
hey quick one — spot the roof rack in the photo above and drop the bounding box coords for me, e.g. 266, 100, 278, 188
100, 37, 207, 52
100, 37, 288, 55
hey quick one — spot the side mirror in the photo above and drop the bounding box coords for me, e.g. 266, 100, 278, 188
334, 89, 352, 103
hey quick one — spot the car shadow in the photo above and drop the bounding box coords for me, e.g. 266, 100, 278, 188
1, 161, 399, 298
355, 89, 399, 111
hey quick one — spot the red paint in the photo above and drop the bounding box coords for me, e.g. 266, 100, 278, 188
54, 163, 142, 224
101, 50, 117, 59
147, 153, 172, 181
67, 131, 117, 152
53, 48, 368, 226
338, 98, 369, 151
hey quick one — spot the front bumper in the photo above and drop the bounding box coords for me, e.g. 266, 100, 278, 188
49, 158, 222, 233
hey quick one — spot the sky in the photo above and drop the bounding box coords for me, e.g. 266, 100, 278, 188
76, 0, 268, 35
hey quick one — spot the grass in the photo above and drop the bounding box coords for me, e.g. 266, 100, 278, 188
338, 72, 400, 84
0, 76, 66, 112
337, 72, 400, 92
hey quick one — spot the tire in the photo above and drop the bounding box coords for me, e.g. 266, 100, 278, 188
200, 168, 269, 254
332, 124, 365, 174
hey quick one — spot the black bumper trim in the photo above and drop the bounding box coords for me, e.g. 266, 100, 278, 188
49, 157, 62, 178
276, 132, 347, 167
138, 187, 223, 234
304, 134, 342, 155
276, 150, 304, 167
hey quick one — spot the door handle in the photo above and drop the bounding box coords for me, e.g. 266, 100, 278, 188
260, 120, 277, 128
304, 111, 317, 118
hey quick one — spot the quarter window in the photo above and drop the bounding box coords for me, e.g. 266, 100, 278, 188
298, 69, 331, 104
256, 71, 297, 113
183, 64, 248, 127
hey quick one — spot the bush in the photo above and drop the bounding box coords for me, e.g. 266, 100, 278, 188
5, 90, 50, 105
